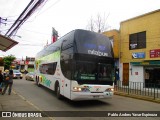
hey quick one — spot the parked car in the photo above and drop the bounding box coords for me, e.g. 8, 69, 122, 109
25, 72, 35, 81
13, 70, 23, 79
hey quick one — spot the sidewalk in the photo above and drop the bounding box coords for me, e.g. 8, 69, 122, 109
0, 90, 53, 120
114, 92, 160, 103
114, 82, 160, 103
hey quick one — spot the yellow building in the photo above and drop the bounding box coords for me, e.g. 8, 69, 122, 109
103, 29, 120, 59
120, 9, 160, 86
103, 30, 120, 82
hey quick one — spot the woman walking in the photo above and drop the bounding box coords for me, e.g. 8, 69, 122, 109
2, 69, 13, 95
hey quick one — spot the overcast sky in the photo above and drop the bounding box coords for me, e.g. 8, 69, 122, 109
0, 0, 160, 59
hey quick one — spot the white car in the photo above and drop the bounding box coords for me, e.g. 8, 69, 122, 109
25, 72, 35, 81
13, 70, 23, 79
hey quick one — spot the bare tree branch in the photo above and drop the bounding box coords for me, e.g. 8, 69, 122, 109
86, 13, 110, 33
86, 16, 95, 31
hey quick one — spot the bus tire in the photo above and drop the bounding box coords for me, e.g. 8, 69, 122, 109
56, 83, 62, 99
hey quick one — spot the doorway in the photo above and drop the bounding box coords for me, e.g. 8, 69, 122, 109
145, 68, 160, 88
123, 63, 129, 86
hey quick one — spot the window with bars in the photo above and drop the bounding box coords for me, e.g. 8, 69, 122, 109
129, 31, 146, 50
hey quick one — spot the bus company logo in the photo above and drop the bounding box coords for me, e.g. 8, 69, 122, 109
84, 86, 92, 90
96, 88, 99, 92
41, 75, 51, 87
2, 112, 11, 117
88, 49, 108, 57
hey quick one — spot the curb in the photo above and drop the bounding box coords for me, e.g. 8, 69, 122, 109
114, 92, 160, 104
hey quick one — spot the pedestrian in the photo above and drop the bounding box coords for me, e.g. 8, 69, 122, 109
0, 70, 4, 93
2, 69, 13, 95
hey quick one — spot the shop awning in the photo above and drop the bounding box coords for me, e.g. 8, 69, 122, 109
131, 61, 160, 66
0, 34, 18, 52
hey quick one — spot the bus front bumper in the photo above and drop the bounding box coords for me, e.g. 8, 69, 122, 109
71, 91, 113, 101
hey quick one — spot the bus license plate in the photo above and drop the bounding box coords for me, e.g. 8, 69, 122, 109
93, 95, 99, 98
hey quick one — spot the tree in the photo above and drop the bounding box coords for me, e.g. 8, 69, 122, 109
86, 13, 110, 33
3, 55, 16, 70
86, 16, 95, 32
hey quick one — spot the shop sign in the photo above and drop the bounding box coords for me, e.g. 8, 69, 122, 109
150, 49, 160, 58
132, 52, 145, 59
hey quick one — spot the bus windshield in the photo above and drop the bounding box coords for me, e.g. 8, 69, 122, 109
74, 61, 112, 82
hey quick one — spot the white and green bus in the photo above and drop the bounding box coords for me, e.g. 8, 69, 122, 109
34, 29, 114, 100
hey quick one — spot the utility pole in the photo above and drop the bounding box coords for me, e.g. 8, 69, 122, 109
0, 17, 7, 34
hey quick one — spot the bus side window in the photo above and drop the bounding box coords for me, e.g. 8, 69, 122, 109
40, 62, 57, 75
47, 62, 57, 75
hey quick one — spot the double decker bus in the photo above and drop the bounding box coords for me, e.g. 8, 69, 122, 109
34, 29, 114, 100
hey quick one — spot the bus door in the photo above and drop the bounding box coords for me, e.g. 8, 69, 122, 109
63, 77, 71, 99
62, 60, 72, 99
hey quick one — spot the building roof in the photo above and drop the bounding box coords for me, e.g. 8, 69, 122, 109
0, 34, 18, 52
121, 9, 160, 23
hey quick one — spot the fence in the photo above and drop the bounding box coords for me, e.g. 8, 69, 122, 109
114, 81, 160, 101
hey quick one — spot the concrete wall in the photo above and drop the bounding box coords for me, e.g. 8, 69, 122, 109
130, 65, 144, 83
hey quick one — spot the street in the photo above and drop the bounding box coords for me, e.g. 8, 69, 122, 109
12, 78, 160, 120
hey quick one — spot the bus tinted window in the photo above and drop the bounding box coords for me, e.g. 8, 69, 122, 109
61, 59, 73, 80
39, 62, 57, 75
74, 61, 112, 82
74, 62, 96, 80
98, 64, 112, 80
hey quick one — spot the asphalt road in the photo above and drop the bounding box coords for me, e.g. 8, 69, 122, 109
12, 78, 160, 120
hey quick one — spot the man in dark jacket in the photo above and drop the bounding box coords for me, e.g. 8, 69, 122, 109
0, 70, 4, 93
2, 70, 13, 95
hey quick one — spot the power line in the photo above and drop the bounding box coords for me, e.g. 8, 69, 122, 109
0, 17, 7, 34
25, 0, 61, 23
20, 28, 50, 36
36, 0, 61, 16
5, 0, 49, 38
18, 43, 44, 46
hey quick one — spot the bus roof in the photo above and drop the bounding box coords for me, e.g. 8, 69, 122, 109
36, 29, 113, 58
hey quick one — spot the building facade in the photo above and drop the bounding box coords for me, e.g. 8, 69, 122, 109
14, 56, 35, 72
120, 9, 160, 87
103, 29, 120, 82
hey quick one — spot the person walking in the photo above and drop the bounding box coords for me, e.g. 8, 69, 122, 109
0, 70, 4, 93
2, 69, 13, 95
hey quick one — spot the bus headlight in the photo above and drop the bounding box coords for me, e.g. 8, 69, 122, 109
105, 88, 114, 92
73, 87, 82, 92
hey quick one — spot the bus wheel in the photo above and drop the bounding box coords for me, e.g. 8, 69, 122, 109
56, 83, 62, 99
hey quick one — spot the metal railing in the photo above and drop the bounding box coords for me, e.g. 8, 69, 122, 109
114, 81, 160, 101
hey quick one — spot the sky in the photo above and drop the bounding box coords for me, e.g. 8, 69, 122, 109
0, 0, 160, 59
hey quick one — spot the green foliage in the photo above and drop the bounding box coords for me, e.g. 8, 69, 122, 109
3, 55, 16, 70
27, 68, 34, 72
